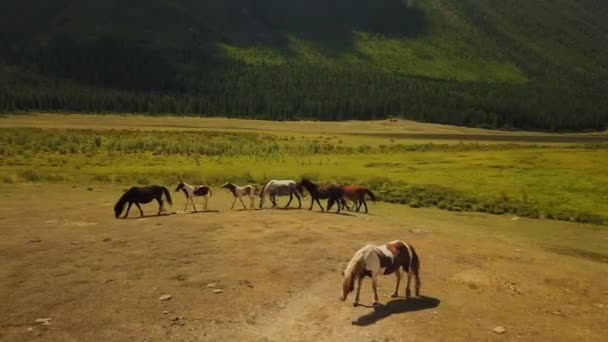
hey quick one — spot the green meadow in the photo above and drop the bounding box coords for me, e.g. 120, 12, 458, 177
1, 115, 607, 225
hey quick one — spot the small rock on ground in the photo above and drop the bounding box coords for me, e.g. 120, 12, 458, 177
207, 283, 217, 288
213, 289, 223, 294
159, 294, 173, 301
493, 326, 506, 334
35, 318, 52, 326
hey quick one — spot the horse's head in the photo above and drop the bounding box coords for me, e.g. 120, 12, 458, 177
220, 182, 232, 190
114, 200, 125, 218
339, 269, 355, 301
175, 182, 184, 192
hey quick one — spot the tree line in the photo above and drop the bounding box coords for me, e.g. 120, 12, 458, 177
2, 62, 606, 132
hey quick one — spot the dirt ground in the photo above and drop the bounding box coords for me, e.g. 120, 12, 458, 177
0, 184, 606, 342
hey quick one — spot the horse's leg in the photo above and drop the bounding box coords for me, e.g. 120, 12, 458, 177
295, 192, 301, 209
230, 196, 236, 210
315, 198, 324, 212
391, 270, 402, 298
308, 196, 314, 210
335, 196, 341, 214
135, 203, 144, 217
327, 198, 335, 212
123, 202, 133, 218
271, 195, 277, 207
342, 199, 350, 211
191, 198, 198, 212
372, 274, 380, 305
157, 199, 164, 215
354, 276, 363, 307
405, 268, 413, 298
203, 195, 208, 210
239, 196, 247, 210
184, 196, 189, 212
249, 195, 255, 209
285, 193, 294, 208
361, 198, 368, 213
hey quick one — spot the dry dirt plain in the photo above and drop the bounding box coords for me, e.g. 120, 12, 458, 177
0, 184, 606, 341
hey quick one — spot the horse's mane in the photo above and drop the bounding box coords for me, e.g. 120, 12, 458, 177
343, 244, 374, 293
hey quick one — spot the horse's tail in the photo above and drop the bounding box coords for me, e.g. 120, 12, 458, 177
365, 189, 377, 202
411, 246, 421, 296
162, 186, 173, 205
258, 182, 269, 207
208, 187, 213, 198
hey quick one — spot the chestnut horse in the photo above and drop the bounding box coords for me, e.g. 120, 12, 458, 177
341, 185, 376, 213
340, 240, 421, 306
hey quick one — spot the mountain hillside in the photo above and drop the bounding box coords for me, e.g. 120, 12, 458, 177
1, 0, 607, 130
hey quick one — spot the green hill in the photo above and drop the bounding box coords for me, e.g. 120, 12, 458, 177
1, 0, 607, 131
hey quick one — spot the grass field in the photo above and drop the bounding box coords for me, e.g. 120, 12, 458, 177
1, 114, 607, 225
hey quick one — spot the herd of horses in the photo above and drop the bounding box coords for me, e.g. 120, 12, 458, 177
112, 179, 421, 307
113, 178, 377, 219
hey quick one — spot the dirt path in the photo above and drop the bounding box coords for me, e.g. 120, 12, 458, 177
0, 184, 606, 341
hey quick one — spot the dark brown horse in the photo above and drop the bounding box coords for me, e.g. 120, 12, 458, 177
114, 185, 172, 218
297, 179, 344, 213
340, 185, 376, 213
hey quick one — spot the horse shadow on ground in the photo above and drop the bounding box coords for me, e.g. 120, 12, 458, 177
352, 296, 440, 326
183, 210, 221, 215
325, 211, 357, 217
123, 212, 178, 220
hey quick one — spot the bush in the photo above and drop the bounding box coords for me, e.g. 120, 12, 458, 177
409, 201, 421, 208
18, 169, 41, 182
574, 213, 605, 225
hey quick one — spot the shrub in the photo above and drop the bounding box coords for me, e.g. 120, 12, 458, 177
18, 169, 41, 182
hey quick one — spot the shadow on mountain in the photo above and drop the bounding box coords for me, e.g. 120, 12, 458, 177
222, 0, 429, 55
0, 0, 429, 90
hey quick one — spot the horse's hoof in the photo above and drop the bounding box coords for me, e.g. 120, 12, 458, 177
372, 301, 380, 306
390, 293, 399, 298
406, 289, 411, 298
353, 302, 359, 307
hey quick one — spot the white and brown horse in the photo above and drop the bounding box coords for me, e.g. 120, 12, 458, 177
340, 240, 421, 306
259, 179, 302, 209
175, 182, 212, 212
220, 182, 258, 209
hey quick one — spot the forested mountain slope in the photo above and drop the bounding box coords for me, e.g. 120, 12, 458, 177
1, 0, 607, 130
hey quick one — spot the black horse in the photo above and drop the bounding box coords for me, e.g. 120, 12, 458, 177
297, 179, 344, 213
114, 185, 172, 218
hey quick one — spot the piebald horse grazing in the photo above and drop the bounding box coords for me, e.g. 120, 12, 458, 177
297, 178, 344, 213
220, 182, 258, 210
175, 182, 212, 212
340, 240, 421, 306
340, 185, 376, 213
114, 185, 172, 218
259, 180, 302, 209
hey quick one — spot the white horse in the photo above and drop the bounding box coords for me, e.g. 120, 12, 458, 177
340, 240, 421, 306
175, 182, 212, 212
259, 180, 302, 209
220, 182, 258, 210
